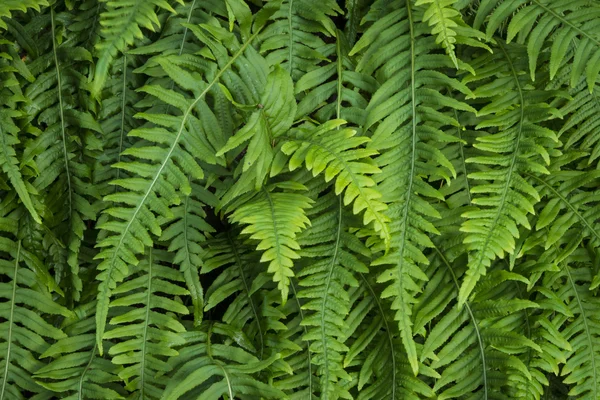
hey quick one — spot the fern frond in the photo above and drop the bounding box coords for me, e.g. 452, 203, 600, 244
23, 8, 100, 301
103, 249, 188, 399
94, 27, 261, 355
91, 0, 181, 97
259, 0, 342, 79
217, 64, 296, 202
163, 326, 286, 399
350, 0, 474, 373
0, 0, 48, 31
476, 0, 600, 90
0, 108, 41, 224
34, 301, 125, 399
295, 192, 369, 399
415, 0, 487, 68
459, 43, 561, 305
228, 182, 313, 303
545, 252, 600, 399
281, 120, 390, 246
0, 240, 73, 399
159, 182, 215, 325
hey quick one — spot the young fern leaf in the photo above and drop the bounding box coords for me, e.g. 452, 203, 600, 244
296, 192, 369, 399
217, 64, 296, 202
0, 240, 73, 399
228, 182, 313, 303
414, 0, 470, 68
350, 0, 473, 374
459, 43, 561, 306
281, 120, 390, 247
103, 249, 189, 399
94, 27, 263, 355
34, 301, 124, 399
91, 0, 182, 97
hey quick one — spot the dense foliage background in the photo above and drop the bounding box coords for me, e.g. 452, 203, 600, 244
1, 0, 600, 398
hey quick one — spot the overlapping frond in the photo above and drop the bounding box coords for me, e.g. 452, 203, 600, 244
23, 8, 100, 302
91, 0, 181, 97
259, 0, 342, 79
281, 120, 390, 245
458, 43, 561, 305
228, 182, 313, 302
94, 22, 260, 354
34, 301, 124, 399
349, 0, 473, 373
163, 327, 286, 399
295, 192, 369, 399
103, 249, 189, 399
0, 0, 48, 31
475, 0, 600, 90
0, 240, 73, 399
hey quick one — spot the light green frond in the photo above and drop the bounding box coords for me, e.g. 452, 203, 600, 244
217, 64, 296, 200
0, 0, 48, 31
229, 182, 313, 302
281, 120, 390, 246
414, 0, 486, 68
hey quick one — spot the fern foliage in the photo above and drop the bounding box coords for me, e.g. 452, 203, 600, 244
1, 0, 600, 399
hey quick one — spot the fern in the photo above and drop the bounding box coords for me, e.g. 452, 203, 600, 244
3, 1, 600, 399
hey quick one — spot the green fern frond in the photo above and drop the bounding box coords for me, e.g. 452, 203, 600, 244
34, 301, 125, 399
281, 120, 390, 246
350, 0, 474, 374
459, 43, 561, 305
0, 108, 41, 224
91, 0, 182, 97
0, 240, 73, 399
414, 0, 485, 68
295, 192, 369, 399
94, 27, 260, 355
159, 181, 216, 325
228, 182, 313, 303
0, 0, 48, 31
476, 0, 600, 90
202, 232, 266, 354
217, 64, 296, 201
22, 8, 100, 301
259, 0, 342, 79
163, 326, 286, 399
546, 254, 600, 399
103, 249, 189, 399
